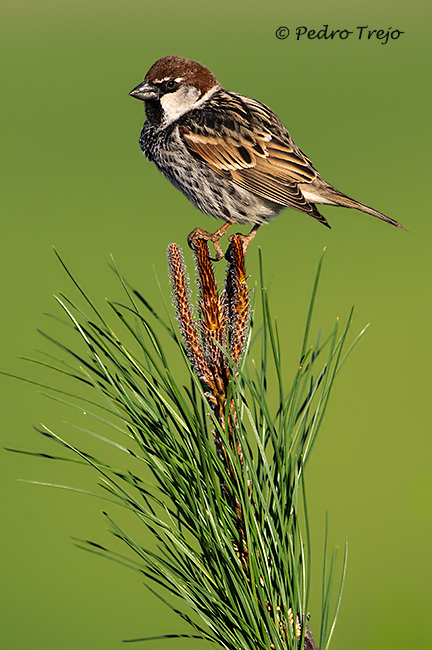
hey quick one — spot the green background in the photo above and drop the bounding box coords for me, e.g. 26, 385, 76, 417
1, 0, 430, 648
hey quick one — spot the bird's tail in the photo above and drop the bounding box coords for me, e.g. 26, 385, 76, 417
328, 188, 406, 230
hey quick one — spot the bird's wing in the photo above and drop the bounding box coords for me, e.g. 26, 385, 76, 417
178, 91, 328, 223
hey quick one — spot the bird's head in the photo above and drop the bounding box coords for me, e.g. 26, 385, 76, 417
129, 56, 220, 125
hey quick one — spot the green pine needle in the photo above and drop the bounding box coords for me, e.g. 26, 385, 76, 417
7, 247, 367, 649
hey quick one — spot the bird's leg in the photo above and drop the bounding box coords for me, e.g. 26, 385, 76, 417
187, 222, 232, 261
228, 224, 260, 257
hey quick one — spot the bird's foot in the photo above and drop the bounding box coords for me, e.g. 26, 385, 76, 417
228, 224, 260, 257
187, 223, 232, 261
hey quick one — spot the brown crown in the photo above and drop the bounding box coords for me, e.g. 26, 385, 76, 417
145, 56, 219, 95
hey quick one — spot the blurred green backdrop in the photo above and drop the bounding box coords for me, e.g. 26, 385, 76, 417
1, 0, 430, 648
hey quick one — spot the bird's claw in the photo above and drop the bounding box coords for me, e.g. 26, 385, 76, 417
187, 224, 232, 261
227, 224, 260, 257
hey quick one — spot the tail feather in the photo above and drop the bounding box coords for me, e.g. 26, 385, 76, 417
301, 180, 406, 230
331, 191, 406, 230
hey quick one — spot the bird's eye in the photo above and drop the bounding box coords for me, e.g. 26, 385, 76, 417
166, 79, 175, 89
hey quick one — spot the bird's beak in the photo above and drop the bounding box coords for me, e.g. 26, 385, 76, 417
129, 80, 159, 102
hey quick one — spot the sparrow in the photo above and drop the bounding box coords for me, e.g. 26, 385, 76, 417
129, 56, 405, 259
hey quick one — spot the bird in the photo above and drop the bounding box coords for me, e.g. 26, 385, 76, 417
129, 55, 405, 259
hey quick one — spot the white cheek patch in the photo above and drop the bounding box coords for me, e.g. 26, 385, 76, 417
160, 86, 201, 124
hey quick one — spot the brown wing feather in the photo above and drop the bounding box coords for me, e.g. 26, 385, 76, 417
178, 93, 321, 219
179, 132, 255, 172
